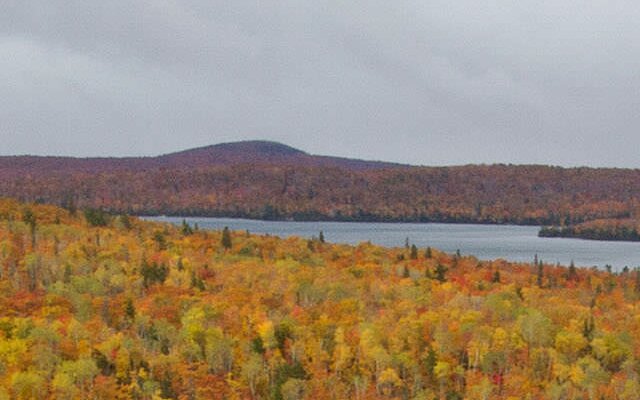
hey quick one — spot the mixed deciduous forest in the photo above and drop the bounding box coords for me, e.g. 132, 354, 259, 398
2, 198, 640, 399
3, 141, 640, 233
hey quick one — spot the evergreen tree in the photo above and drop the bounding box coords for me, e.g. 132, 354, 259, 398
61, 193, 77, 215
537, 260, 544, 288
582, 314, 595, 341
423, 346, 438, 385
434, 263, 448, 282
568, 260, 577, 281
181, 219, 194, 235
425, 247, 432, 259
177, 258, 184, 271
63, 264, 72, 283
22, 208, 37, 248
141, 260, 169, 288
153, 231, 167, 251
410, 244, 418, 260
120, 214, 132, 230
492, 270, 501, 283
125, 298, 136, 320
319, 231, 325, 243
221, 226, 232, 250
191, 272, 206, 291
22, 208, 36, 228
452, 249, 461, 268
84, 208, 109, 227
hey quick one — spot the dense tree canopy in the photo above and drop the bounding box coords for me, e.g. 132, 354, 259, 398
3, 154, 640, 228
0, 198, 640, 399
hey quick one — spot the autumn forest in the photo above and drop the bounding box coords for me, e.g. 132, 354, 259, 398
2, 198, 640, 399
6, 0, 640, 398
3, 141, 640, 241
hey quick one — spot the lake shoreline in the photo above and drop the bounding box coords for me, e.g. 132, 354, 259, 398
142, 214, 640, 244
144, 216, 640, 270
137, 212, 549, 226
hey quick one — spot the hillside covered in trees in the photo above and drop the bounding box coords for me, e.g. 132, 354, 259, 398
2, 198, 640, 399
3, 141, 640, 228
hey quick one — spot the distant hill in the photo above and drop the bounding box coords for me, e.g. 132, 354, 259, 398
0, 140, 402, 174
158, 140, 406, 170
2, 140, 640, 225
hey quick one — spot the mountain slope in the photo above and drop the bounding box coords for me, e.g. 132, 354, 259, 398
1, 140, 640, 225
0, 140, 402, 173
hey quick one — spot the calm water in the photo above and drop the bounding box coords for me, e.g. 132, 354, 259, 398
145, 217, 640, 270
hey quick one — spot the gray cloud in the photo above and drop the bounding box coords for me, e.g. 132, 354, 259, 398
2, 1, 640, 167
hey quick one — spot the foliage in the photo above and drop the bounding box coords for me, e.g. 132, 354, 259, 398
0, 198, 638, 399
83, 208, 109, 227
221, 226, 232, 250
5, 153, 640, 228
540, 218, 640, 242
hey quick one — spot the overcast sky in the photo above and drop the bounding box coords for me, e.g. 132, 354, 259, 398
2, 1, 640, 167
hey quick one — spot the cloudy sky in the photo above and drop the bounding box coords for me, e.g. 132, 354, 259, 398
2, 1, 640, 167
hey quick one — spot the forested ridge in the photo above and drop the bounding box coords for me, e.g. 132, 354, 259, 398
2, 199, 640, 399
2, 141, 640, 227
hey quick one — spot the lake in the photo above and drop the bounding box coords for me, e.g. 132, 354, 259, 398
145, 217, 640, 271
